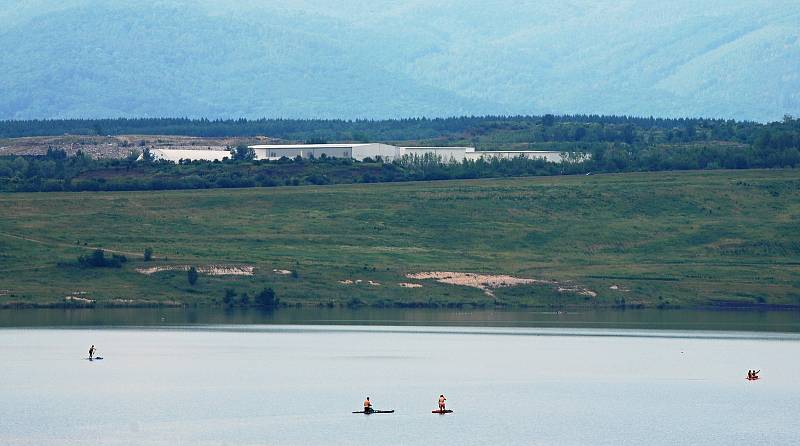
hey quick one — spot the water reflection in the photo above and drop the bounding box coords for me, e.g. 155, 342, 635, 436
1, 307, 799, 332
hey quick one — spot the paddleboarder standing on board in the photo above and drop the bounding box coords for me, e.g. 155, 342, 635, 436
89, 345, 96, 360
438, 394, 447, 411
364, 397, 373, 413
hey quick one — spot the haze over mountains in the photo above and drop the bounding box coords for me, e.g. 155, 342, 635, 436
1, 0, 798, 122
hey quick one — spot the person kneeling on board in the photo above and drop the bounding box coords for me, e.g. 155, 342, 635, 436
364, 397, 373, 413
438, 394, 447, 411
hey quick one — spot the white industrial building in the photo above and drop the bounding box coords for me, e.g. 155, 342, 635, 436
150, 143, 570, 163
149, 149, 232, 162
249, 144, 569, 163
249, 143, 402, 161
400, 146, 476, 162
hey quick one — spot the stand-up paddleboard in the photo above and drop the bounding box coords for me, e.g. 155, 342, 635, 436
353, 410, 394, 414
85, 357, 104, 361
432, 409, 453, 414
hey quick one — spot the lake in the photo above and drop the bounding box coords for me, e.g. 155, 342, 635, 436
1, 309, 799, 445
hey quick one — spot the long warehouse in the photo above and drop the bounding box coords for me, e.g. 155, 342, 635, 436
150, 143, 569, 163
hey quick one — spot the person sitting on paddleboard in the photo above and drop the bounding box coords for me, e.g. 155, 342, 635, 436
89, 345, 96, 359
364, 397, 373, 413
438, 394, 446, 411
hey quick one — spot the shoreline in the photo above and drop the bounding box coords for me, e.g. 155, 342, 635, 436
2, 306, 799, 334
2, 300, 799, 311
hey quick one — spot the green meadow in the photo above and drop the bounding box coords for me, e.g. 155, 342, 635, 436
1, 169, 799, 309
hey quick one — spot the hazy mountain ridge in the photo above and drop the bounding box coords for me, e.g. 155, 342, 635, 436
0, 0, 798, 121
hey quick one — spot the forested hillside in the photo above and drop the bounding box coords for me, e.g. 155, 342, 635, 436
1, 0, 798, 121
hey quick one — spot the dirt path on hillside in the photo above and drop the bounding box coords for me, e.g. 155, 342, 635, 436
0, 231, 155, 259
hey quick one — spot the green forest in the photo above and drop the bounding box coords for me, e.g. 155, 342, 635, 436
0, 115, 798, 193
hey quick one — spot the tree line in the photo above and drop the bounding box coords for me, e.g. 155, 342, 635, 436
0, 114, 772, 144
0, 117, 797, 192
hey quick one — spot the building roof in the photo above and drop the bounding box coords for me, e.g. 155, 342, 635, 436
249, 143, 374, 149
476, 150, 562, 154
400, 146, 475, 152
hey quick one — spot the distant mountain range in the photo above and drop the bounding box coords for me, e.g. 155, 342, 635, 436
1, 0, 798, 121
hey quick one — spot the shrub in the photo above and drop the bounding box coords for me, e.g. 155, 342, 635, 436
187, 267, 198, 286
223, 288, 237, 306
255, 287, 279, 308
346, 297, 366, 308
77, 249, 126, 268
230, 145, 255, 161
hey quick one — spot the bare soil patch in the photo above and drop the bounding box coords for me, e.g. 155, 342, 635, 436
136, 265, 254, 276
398, 282, 423, 288
406, 272, 541, 296
338, 279, 381, 286
65, 295, 94, 304
0, 135, 275, 159
406, 271, 596, 297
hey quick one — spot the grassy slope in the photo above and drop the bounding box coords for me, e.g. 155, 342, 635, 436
1, 169, 799, 309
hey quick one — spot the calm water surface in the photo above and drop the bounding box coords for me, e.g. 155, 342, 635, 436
2, 307, 800, 331
1, 309, 799, 445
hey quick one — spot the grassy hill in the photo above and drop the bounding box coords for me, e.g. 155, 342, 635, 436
1, 169, 799, 309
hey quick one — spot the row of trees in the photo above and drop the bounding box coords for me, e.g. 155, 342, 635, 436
0, 114, 772, 143
1, 117, 797, 192
2, 147, 798, 193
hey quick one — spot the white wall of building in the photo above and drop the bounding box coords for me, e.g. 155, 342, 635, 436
351, 143, 402, 161
250, 143, 399, 161
251, 146, 352, 160
150, 149, 231, 162
152, 144, 577, 164
399, 147, 475, 163
466, 151, 566, 163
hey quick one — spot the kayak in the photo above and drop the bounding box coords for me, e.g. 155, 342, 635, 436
746, 377, 760, 381
432, 410, 453, 414
353, 410, 394, 414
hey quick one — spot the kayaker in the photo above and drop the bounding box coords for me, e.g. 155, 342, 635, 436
364, 397, 373, 413
89, 345, 96, 359
438, 394, 447, 411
